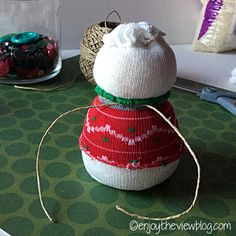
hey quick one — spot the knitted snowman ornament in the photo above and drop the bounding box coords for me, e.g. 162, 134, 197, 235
79, 22, 184, 191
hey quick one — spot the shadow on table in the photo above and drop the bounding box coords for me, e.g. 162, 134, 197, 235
122, 149, 236, 217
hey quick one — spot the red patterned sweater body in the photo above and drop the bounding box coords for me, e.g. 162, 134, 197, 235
79, 96, 184, 170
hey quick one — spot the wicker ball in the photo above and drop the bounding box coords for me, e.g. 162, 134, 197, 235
80, 21, 120, 84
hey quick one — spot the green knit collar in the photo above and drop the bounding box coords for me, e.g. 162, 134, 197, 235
95, 86, 170, 105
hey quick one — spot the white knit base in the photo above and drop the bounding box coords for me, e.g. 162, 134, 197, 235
82, 151, 180, 191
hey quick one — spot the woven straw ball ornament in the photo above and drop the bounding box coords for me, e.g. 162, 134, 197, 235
79, 22, 185, 190
79, 11, 121, 84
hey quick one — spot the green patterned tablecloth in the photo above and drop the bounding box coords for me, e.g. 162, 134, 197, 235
0, 56, 235, 236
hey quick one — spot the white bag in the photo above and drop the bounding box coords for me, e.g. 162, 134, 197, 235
193, 0, 236, 53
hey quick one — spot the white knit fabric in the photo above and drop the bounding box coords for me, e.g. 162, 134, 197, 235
82, 151, 179, 191
93, 22, 177, 99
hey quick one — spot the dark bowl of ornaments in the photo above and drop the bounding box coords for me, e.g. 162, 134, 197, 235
0, 31, 61, 82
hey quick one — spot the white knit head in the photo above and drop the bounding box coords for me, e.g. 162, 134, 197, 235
93, 22, 177, 99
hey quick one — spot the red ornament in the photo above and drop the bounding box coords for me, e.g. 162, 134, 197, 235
6, 57, 14, 68
0, 61, 9, 77
46, 43, 54, 50
21, 45, 29, 50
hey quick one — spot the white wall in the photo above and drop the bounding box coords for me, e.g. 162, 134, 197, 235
61, 0, 202, 49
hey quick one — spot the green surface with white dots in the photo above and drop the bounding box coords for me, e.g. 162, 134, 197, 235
0, 56, 235, 236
